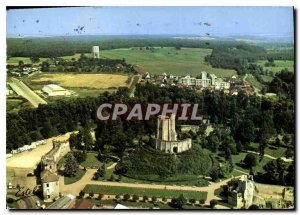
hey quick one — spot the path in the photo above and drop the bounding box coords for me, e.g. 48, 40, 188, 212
8, 77, 47, 108
59, 169, 242, 204
246, 150, 293, 162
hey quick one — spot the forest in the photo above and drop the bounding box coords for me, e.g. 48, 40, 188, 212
205, 44, 294, 75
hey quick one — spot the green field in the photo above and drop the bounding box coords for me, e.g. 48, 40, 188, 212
7, 57, 50, 66
257, 60, 294, 73
64, 169, 86, 185
83, 184, 207, 200
100, 47, 237, 77
245, 75, 264, 91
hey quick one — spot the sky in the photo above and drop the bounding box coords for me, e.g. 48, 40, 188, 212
6, 6, 294, 37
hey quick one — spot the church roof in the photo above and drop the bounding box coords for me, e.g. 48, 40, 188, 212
41, 169, 59, 183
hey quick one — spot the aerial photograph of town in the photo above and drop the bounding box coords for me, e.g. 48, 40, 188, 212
6, 6, 295, 210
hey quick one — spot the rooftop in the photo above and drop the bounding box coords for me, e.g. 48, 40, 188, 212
41, 169, 59, 183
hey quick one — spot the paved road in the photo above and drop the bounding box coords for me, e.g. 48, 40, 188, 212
8, 78, 47, 108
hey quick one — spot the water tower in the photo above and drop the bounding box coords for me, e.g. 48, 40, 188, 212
92, 46, 100, 58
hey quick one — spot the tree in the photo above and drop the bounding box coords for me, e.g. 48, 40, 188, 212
82, 127, 94, 150
30, 56, 40, 64
176, 194, 187, 209
189, 198, 196, 205
89, 192, 94, 198
123, 194, 130, 201
210, 168, 220, 182
210, 199, 218, 209
69, 133, 78, 149
143, 195, 149, 202
98, 194, 104, 200
244, 153, 257, 169
109, 174, 115, 181
73, 151, 87, 163
285, 148, 294, 158
79, 190, 85, 198
132, 195, 139, 202
199, 199, 205, 205
64, 153, 78, 177
41, 61, 50, 72
162, 197, 167, 202
152, 196, 157, 203
282, 134, 290, 146
18, 60, 24, 67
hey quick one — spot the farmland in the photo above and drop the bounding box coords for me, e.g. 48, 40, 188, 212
23, 72, 134, 97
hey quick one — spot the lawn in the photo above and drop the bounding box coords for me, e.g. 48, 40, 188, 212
248, 142, 287, 158
100, 47, 237, 77
64, 169, 86, 185
231, 152, 273, 174
256, 60, 294, 74
83, 184, 207, 200
7, 57, 50, 66
80, 153, 101, 168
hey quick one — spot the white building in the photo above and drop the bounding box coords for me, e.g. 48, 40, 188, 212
214, 78, 230, 90
42, 84, 71, 97
179, 72, 230, 89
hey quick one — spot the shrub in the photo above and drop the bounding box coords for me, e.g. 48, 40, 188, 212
162, 197, 167, 202
152, 196, 157, 203
89, 192, 94, 198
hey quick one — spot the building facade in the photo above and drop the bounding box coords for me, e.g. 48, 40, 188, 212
179, 72, 230, 89
155, 115, 192, 153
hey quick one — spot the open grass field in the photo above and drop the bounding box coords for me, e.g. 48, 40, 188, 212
26, 73, 130, 89
83, 184, 207, 200
256, 60, 294, 73
23, 72, 132, 97
7, 57, 50, 66
100, 47, 237, 77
